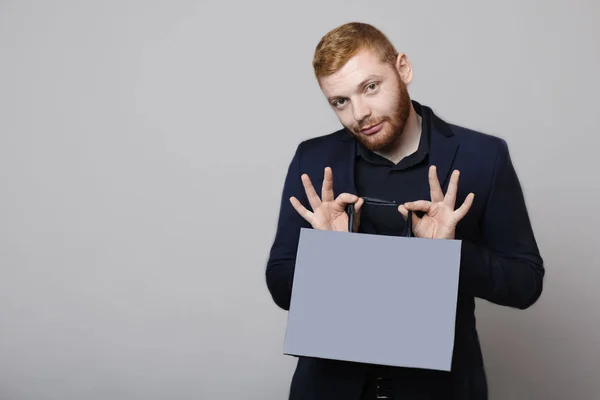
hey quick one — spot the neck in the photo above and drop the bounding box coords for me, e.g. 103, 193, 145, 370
375, 104, 422, 164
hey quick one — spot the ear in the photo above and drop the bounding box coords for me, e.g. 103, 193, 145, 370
395, 53, 413, 85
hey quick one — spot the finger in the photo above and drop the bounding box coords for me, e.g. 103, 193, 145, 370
429, 165, 444, 202
353, 198, 364, 232
398, 204, 408, 220
410, 210, 420, 231
398, 205, 421, 228
289, 196, 314, 225
403, 200, 432, 212
354, 197, 365, 214
301, 174, 321, 211
454, 192, 475, 221
321, 167, 334, 203
444, 170, 460, 209
334, 193, 359, 207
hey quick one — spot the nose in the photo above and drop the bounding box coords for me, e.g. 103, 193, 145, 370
352, 99, 371, 122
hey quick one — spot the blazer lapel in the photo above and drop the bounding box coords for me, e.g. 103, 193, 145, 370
421, 106, 459, 201
332, 129, 358, 197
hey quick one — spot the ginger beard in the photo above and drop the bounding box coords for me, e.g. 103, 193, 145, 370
348, 77, 411, 152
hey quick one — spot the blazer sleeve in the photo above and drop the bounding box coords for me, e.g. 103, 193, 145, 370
265, 143, 311, 310
459, 139, 545, 309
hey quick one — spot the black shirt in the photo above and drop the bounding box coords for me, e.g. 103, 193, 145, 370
355, 102, 431, 237
354, 103, 448, 397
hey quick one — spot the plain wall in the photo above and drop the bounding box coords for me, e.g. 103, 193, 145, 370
1, 0, 598, 399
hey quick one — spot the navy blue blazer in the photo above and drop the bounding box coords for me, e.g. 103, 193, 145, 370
265, 102, 544, 400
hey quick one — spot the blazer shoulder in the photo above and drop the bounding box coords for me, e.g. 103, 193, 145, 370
450, 123, 507, 148
295, 128, 348, 157
447, 123, 510, 161
298, 128, 346, 147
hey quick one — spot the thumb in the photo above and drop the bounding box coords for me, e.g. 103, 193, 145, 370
335, 193, 359, 206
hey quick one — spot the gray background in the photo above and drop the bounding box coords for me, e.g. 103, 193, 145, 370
0, 0, 598, 399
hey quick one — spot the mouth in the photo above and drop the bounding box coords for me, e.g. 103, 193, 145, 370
360, 121, 384, 135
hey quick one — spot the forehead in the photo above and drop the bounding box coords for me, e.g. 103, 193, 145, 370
319, 48, 392, 96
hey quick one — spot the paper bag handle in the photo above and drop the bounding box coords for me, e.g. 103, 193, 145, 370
346, 198, 413, 237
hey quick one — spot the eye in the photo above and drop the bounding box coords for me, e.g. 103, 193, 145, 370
333, 98, 347, 108
366, 82, 379, 92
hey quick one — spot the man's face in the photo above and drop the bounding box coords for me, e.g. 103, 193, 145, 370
318, 48, 411, 152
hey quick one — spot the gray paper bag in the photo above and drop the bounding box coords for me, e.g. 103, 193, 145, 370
283, 227, 462, 371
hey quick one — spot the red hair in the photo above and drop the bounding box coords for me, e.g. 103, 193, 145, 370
313, 22, 398, 78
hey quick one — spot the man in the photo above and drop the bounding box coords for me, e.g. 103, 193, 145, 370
265, 22, 544, 400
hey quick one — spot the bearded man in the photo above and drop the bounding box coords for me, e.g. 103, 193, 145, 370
265, 22, 544, 400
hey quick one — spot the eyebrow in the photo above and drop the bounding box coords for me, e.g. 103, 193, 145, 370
327, 74, 384, 103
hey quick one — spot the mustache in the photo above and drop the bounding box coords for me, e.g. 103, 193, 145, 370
354, 117, 385, 132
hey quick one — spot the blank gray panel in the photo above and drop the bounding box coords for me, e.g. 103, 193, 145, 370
284, 228, 462, 371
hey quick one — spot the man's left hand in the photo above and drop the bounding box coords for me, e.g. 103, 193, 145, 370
398, 165, 475, 239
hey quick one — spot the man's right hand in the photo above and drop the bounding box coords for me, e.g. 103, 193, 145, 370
289, 167, 364, 232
